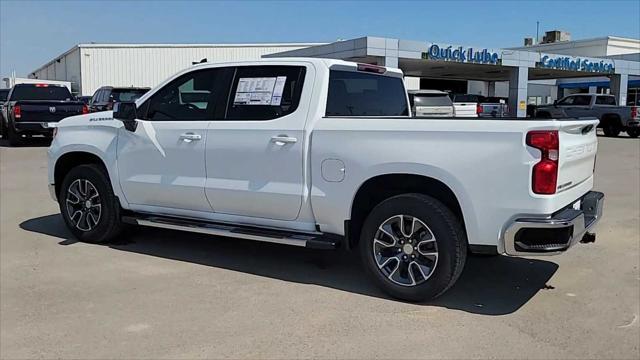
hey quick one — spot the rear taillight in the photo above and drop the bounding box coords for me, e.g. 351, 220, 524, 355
476, 104, 483, 115
82, 104, 89, 114
13, 105, 21, 119
527, 130, 559, 195
632, 106, 638, 119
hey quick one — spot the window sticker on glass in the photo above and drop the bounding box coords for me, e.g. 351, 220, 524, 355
233, 76, 287, 106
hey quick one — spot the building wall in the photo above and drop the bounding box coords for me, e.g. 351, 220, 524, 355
31, 44, 321, 96
511, 37, 640, 57
78, 44, 318, 95
32, 48, 81, 94
404, 76, 420, 90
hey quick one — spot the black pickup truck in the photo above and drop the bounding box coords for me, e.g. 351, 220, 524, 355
0, 84, 87, 146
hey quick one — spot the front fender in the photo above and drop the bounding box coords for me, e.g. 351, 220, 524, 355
48, 120, 128, 209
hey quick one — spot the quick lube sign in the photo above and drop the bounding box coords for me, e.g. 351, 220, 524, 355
537, 54, 615, 74
422, 43, 500, 65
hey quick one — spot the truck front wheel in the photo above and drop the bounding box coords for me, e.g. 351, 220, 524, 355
627, 129, 640, 138
359, 193, 467, 302
59, 164, 124, 243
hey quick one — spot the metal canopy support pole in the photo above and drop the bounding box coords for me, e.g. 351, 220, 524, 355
610, 74, 628, 106
508, 66, 529, 117
488, 81, 496, 97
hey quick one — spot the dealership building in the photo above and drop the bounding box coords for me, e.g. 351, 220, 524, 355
26, 32, 640, 117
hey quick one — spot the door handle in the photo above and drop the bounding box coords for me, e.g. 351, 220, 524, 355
179, 133, 202, 142
270, 135, 297, 145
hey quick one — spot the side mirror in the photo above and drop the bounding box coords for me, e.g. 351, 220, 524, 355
113, 101, 138, 132
553, 100, 559, 106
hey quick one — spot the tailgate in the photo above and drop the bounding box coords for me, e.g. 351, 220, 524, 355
17, 101, 84, 122
453, 103, 477, 116
556, 119, 599, 193
479, 104, 507, 117
415, 105, 453, 117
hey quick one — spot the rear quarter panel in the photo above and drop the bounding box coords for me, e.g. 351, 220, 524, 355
310, 117, 595, 251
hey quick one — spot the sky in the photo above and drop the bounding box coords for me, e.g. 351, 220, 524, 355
1, 0, 639, 76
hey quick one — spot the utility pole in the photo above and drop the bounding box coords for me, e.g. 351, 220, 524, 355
536, 21, 540, 44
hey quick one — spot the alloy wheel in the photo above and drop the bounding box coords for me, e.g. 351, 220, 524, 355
373, 214, 439, 287
65, 179, 102, 231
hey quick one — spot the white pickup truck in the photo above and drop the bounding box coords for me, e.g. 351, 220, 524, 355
47, 58, 604, 301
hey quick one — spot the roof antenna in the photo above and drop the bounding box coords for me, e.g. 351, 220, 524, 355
192, 58, 207, 65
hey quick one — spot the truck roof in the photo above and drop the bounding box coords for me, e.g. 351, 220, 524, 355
191, 57, 404, 77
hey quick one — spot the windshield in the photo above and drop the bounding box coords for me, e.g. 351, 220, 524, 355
410, 94, 453, 107
0, 89, 9, 102
111, 89, 149, 102
10, 85, 72, 101
452, 94, 483, 103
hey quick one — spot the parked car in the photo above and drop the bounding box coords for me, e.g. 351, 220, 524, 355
478, 97, 509, 118
48, 59, 603, 302
449, 94, 509, 117
449, 94, 478, 117
1, 84, 87, 146
408, 90, 454, 117
535, 93, 640, 138
76, 96, 93, 105
89, 86, 150, 112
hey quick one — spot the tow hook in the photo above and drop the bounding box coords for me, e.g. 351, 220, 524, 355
580, 232, 596, 244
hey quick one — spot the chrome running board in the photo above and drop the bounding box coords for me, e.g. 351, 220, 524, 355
122, 214, 340, 249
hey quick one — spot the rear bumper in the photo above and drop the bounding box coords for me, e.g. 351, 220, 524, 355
503, 191, 604, 256
14, 122, 54, 134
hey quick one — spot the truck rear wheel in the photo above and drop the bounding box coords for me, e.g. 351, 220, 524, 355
359, 193, 467, 302
6, 125, 23, 146
602, 120, 621, 137
58, 164, 124, 243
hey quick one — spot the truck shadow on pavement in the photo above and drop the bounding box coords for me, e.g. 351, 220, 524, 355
21, 214, 559, 316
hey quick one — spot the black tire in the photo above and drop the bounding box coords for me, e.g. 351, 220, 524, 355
602, 120, 621, 137
6, 124, 23, 146
0, 119, 6, 138
58, 164, 124, 243
627, 129, 640, 138
359, 193, 467, 302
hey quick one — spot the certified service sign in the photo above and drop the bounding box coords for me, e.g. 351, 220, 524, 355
537, 54, 614, 74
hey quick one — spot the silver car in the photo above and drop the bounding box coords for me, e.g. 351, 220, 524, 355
408, 90, 454, 117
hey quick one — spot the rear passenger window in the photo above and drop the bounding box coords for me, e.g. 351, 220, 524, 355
225, 66, 306, 121
572, 96, 592, 106
596, 96, 616, 105
326, 70, 408, 116
410, 94, 453, 107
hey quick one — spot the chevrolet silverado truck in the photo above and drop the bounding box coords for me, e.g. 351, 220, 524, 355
1, 83, 87, 146
47, 58, 604, 301
535, 93, 640, 138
